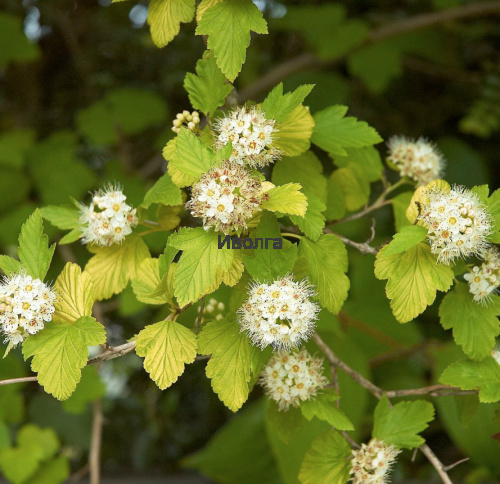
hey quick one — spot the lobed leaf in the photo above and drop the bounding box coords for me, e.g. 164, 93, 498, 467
262, 183, 308, 217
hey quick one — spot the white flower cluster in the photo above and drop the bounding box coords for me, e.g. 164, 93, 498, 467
260, 348, 328, 411
350, 438, 401, 484
186, 160, 266, 234
492, 346, 500, 366
464, 246, 500, 303
237, 275, 319, 350
387, 136, 445, 185
0, 272, 56, 348
172, 110, 200, 134
214, 106, 280, 168
79, 185, 138, 246
197, 298, 225, 322
418, 185, 492, 264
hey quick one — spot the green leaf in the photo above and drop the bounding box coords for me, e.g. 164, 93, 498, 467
375, 243, 454, 323
198, 318, 264, 411
298, 431, 352, 484
17, 425, 59, 462
383, 225, 428, 256
53, 263, 95, 324
439, 356, 500, 403
0, 446, 39, 484
266, 402, 307, 444
262, 183, 307, 217
168, 128, 216, 187
330, 165, 370, 212
0, 129, 35, 169
170, 228, 233, 307
242, 212, 297, 281
439, 283, 500, 360
0, 255, 22, 276
85, 234, 150, 300
132, 257, 171, 305
298, 235, 350, 314
39, 205, 79, 230
141, 172, 182, 208
289, 194, 326, 242
17, 209, 55, 280
25, 456, 69, 484
0, 13, 40, 68
196, 0, 224, 22
261, 83, 314, 124
23, 317, 106, 400
312, 105, 382, 156
333, 146, 384, 182
372, 395, 435, 449
196, 0, 268, 82
58, 228, 81, 245
147, 0, 195, 47
135, 319, 197, 390
62, 366, 106, 414
300, 389, 354, 430
487, 188, 500, 234
324, 177, 346, 221
273, 104, 315, 157
184, 52, 233, 115
392, 191, 413, 231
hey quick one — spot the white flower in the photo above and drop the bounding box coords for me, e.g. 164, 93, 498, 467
0, 272, 56, 348
350, 438, 401, 484
172, 110, 200, 134
214, 106, 280, 168
260, 348, 328, 411
79, 184, 138, 247
237, 275, 319, 350
491, 346, 500, 366
418, 185, 493, 264
387, 136, 445, 186
464, 246, 500, 304
186, 160, 267, 235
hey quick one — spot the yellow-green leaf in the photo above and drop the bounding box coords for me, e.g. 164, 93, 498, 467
135, 319, 197, 390
274, 104, 315, 157
132, 258, 170, 305
262, 183, 307, 217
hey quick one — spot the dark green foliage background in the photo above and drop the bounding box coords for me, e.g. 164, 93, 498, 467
0, 0, 499, 482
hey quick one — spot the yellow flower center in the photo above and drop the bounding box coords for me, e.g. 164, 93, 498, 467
217, 204, 225, 212
22, 302, 30, 310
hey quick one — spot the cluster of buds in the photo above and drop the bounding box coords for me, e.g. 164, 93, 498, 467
186, 160, 267, 235
350, 438, 401, 484
79, 185, 138, 247
213, 106, 280, 168
387, 136, 445, 185
172, 110, 200, 134
418, 185, 492, 264
0, 272, 56, 348
197, 298, 225, 322
260, 349, 328, 411
464, 246, 500, 303
237, 275, 319, 350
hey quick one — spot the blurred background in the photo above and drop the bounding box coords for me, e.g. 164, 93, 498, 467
0, 0, 499, 482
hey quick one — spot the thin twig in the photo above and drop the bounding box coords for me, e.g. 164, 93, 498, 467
340, 430, 360, 449
444, 457, 469, 471
327, 231, 379, 256
418, 444, 454, 484
0, 376, 38, 386
89, 399, 104, 484
331, 199, 393, 226
386, 385, 477, 398
195, 297, 205, 335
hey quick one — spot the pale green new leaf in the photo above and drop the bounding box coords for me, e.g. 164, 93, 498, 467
312, 105, 382, 156
439, 356, 500, 403
135, 319, 197, 390
198, 318, 264, 411
170, 228, 233, 307
262, 183, 307, 217
0, 255, 22, 276
85, 234, 150, 300
132, 258, 171, 305
439, 282, 500, 360
39, 205, 79, 230
375, 243, 454, 323
372, 395, 434, 449
184, 52, 233, 115
196, 0, 268, 82
141, 172, 182, 208
383, 225, 428, 256
147, 0, 195, 48
273, 104, 315, 157
22, 317, 106, 400
53, 263, 95, 324
298, 235, 349, 314
298, 431, 352, 484
289, 194, 326, 242
300, 389, 354, 430
17, 209, 55, 280
261, 83, 314, 124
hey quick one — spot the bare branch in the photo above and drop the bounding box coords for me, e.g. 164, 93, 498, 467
419, 444, 454, 484
386, 384, 477, 398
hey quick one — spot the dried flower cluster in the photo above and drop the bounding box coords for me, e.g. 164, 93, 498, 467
79, 185, 138, 246
260, 348, 328, 411
214, 106, 280, 168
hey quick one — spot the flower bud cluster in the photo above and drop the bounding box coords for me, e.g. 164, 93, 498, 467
237, 275, 319, 350
260, 348, 328, 411
418, 185, 492, 264
172, 110, 200, 134
387, 136, 445, 185
350, 438, 401, 484
197, 298, 225, 322
0, 272, 56, 348
214, 106, 280, 168
79, 185, 138, 247
464, 246, 500, 303
186, 160, 267, 234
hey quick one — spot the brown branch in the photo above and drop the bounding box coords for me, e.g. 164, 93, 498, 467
239, 1, 500, 103
0, 376, 38, 386
330, 199, 393, 226
419, 444, 454, 484
386, 384, 477, 398
325, 230, 379, 256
